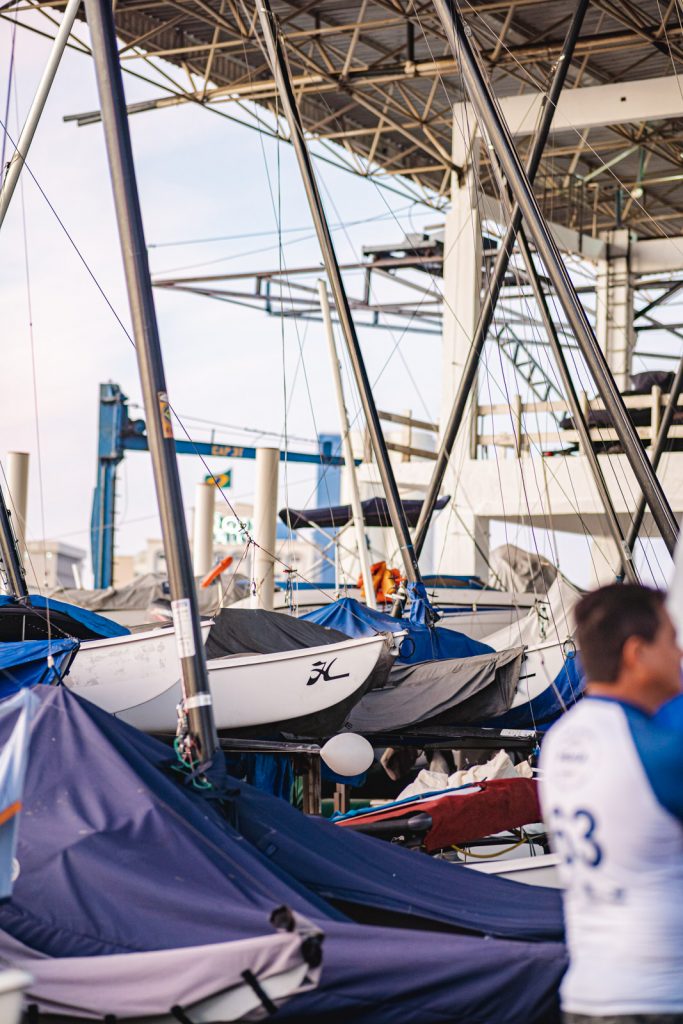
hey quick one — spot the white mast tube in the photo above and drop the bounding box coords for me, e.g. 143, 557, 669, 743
318, 280, 377, 609
192, 482, 214, 577
251, 447, 279, 610
6, 451, 29, 558
0, 0, 81, 229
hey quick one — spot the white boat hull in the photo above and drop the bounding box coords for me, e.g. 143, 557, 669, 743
66, 623, 212, 709
65, 632, 391, 735
466, 852, 561, 888
0, 969, 32, 1024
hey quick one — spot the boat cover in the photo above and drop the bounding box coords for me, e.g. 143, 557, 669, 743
483, 576, 585, 728
0, 638, 77, 698
344, 645, 523, 732
42, 570, 246, 619
280, 495, 450, 530
303, 596, 491, 664
0, 594, 128, 640
0, 687, 566, 1022
490, 544, 558, 594
333, 777, 541, 853
205, 607, 350, 659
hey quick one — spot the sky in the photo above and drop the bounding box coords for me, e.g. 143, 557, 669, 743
0, 12, 675, 592
0, 13, 443, 583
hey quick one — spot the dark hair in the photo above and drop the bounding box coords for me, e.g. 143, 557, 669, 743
575, 584, 666, 683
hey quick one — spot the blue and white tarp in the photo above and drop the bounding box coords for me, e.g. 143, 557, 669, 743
0, 594, 128, 639
0, 638, 77, 700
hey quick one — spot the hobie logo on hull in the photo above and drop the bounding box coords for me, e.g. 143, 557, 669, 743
306, 658, 350, 686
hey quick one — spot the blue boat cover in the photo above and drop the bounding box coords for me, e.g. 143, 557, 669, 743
490, 654, 584, 729
0, 638, 77, 699
0, 687, 566, 1022
303, 596, 492, 664
0, 594, 128, 639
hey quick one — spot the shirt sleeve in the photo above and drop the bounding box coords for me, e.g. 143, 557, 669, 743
625, 705, 683, 823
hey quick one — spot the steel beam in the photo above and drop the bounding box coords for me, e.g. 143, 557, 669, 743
431, 0, 679, 556
0, 0, 80, 229
414, 0, 589, 558
85, 0, 218, 764
257, 0, 422, 589
626, 353, 683, 553
516, 226, 637, 582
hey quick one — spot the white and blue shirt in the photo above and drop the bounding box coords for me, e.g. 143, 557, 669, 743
540, 696, 683, 1016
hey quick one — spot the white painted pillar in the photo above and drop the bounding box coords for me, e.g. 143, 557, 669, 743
192, 482, 215, 577
251, 448, 279, 610
437, 132, 485, 577
6, 451, 29, 557
596, 228, 635, 390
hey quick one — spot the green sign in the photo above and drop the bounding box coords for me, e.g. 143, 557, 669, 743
205, 470, 232, 489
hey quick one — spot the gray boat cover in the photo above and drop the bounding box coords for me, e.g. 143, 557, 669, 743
344, 646, 524, 732
205, 608, 350, 659
0, 910, 322, 1021
41, 571, 249, 620
489, 545, 558, 594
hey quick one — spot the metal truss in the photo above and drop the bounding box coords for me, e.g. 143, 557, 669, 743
5, 0, 683, 229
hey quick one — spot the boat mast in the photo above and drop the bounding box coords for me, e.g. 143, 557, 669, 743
0, 486, 28, 601
0, 0, 81, 229
413, 0, 589, 559
256, 0, 422, 595
318, 280, 377, 609
431, 0, 679, 557
85, 0, 218, 765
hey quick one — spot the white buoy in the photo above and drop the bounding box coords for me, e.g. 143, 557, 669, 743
192, 482, 215, 578
251, 447, 279, 610
320, 732, 374, 777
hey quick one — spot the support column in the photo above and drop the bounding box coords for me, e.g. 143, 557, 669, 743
7, 452, 29, 558
596, 229, 635, 390
437, 152, 482, 576
192, 482, 215, 578
251, 448, 279, 610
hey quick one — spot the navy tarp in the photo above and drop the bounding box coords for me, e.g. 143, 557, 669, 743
280, 495, 450, 531
0, 688, 565, 1021
0, 594, 128, 640
303, 596, 491, 664
0, 639, 77, 699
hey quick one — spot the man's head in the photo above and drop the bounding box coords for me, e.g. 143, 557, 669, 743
575, 583, 682, 712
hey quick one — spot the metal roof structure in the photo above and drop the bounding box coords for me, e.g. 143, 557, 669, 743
4, 0, 683, 234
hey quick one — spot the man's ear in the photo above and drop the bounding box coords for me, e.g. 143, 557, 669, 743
620, 635, 643, 673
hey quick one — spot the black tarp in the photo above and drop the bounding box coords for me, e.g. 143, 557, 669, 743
279, 495, 450, 531
205, 607, 350, 659
345, 646, 524, 732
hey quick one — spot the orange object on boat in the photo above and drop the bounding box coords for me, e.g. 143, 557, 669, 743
200, 556, 233, 589
358, 561, 402, 603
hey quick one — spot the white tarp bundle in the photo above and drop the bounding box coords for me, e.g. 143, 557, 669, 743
0, 690, 35, 899
0, 910, 323, 1022
489, 545, 558, 595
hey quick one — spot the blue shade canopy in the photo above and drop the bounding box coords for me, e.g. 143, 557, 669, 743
303, 597, 492, 664
0, 687, 566, 1022
280, 495, 450, 531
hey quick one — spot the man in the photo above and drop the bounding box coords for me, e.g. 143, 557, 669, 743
540, 584, 683, 1024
